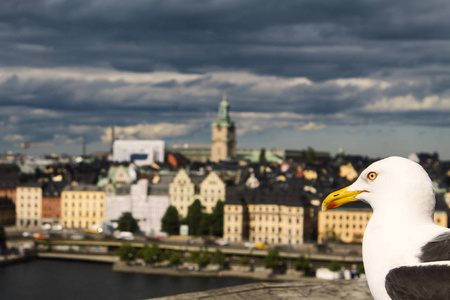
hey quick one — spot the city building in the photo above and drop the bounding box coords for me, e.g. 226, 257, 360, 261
317, 202, 372, 244
61, 184, 105, 229
99, 164, 137, 194
211, 95, 236, 163
0, 164, 20, 204
223, 184, 317, 246
0, 181, 17, 205
0, 197, 15, 226
169, 169, 204, 218
169, 169, 228, 218
112, 140, 165, 166
169, 144, 210, 163
147, 174, 174, 236
223, 196, 248, 243
199, 171, 226, 214
16, 182, 43, 228
105, 178, 171, 236
317, 197, 448, 244
41, 181, 65, 226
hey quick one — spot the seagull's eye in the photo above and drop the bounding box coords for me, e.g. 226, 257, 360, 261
367, 171, 378, 181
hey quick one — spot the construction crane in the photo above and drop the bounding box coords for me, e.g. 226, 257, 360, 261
16, 142, 55, 162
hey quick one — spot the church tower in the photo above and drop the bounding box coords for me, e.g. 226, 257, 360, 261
211, 94, 236, 163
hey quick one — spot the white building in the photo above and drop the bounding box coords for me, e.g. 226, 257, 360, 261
112, 140, 165, 166
147, 195, 170, 237
105, 179, 169, 236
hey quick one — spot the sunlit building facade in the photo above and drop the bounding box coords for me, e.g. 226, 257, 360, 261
16, 183, 43, 228
199, 171, 226, 214
318, 201, 448, 244
61, 185, 105, 229
223, 185, 316, 246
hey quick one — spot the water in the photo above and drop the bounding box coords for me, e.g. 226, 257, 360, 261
0, 259, 258, 300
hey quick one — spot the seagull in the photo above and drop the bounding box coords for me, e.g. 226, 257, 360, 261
322, 156, 450, 300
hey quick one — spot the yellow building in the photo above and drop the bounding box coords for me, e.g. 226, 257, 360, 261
224, 186, 314, 246
169, 169, 198, 218
199, 171, 225, 214
224, 203, 247, 243
16, 183, 43, 228
169, 170, 226, 217
318, 203, 448, 244
318, 207, 372, 244
339, 162, 358, 181
248, 203, 305, 245
61, 184, 105, 229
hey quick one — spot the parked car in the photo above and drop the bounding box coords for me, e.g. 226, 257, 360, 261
215, 239, 229, 246
70, 233, 85, 240
41, 223, 52, 231
255, 242, 270, 249
244, 242, 255, 249
114, 231, 134, 241
52, 224, 63, 231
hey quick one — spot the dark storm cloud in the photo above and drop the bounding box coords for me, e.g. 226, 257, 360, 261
1, 0, 450, 154
1, 0, 449, 78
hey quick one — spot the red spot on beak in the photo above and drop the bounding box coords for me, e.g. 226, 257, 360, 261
327, 202, 338, 210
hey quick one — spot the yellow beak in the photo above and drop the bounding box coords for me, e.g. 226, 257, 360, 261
322, 186, 363, 211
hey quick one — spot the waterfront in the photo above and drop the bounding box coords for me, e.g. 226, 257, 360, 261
0, 259, 258, 300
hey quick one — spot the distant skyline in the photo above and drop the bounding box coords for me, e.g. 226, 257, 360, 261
1, 1, 450, 160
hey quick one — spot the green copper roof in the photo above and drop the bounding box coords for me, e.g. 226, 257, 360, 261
213, 94, 235, 127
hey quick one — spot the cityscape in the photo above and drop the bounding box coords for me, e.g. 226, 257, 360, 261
2, 1, 450, 299
1, 97, 449, 299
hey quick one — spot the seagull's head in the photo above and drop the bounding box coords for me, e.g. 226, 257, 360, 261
322, 156, 435, 215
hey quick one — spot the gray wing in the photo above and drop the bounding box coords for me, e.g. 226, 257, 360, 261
419, 231, 450, 262
385, 265, 450, 300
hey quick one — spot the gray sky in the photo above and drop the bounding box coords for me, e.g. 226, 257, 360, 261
1, 0, 450, 159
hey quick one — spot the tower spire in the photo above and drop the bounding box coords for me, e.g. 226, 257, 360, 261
217, 92, 230, 123
211, 94, 236, 163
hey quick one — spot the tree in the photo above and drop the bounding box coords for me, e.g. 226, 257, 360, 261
212, 250, 226, 266
329, 260, 342, 272
117, 212, 139, 233
196, 252, 211, 269
322, 229, 341, 243
210, 201, 224, 237
302, 147, 316, 163
188, 250, 210, 269
138, 244, 163, 264
168, 251, 183, 269
294, 255, 311, 271
264, 249, 280, 270
240, 255, 249, 266
259, 148, 267, 163
161, 206, 180, 235
189, 200, 224, 237
0, 226, 7, 255
189, 250, 200, 262
358, 264, 365, 274
182, 200, 204, 236
197, 213, 212, 236
115, 243, 137, 263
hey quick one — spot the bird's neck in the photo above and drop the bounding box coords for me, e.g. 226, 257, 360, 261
362, 210, 437, 300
